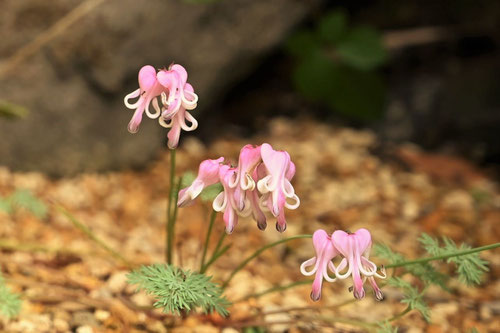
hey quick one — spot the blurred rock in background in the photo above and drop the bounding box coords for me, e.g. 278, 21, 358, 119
0, 0, 322, 176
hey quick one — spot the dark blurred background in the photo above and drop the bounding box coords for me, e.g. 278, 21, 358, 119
1, 0, 499, 176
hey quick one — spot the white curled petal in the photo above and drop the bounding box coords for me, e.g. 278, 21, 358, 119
331, 258, 352, 279
158, 117, 173, 128
285, 194, 300, 210
180, 111, 198, 131
124, 89, 141, 108
359, 257, 378, 277
146, 98, 161, 118
241, 173, 255, 191
300, 257, 318, 276
282, 179, 295, 197
323, 262, 337, 282
257, 175, 272, 194
212, 192, 227, 212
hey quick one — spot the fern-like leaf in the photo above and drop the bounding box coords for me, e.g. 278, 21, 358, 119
387, 277, 430, 322
0, 274, 22, 318
419, 234, 489, 286
127, 264, 230, 316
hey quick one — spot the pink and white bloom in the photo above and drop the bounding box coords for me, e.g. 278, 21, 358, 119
177, 143, 299, 233
177, 157, 224, 207
300, 230, 339, 301
257, 143, 300, 232
331, 228, 386, 301
124, 64, 199, 148
123, 65, 164, 133
212, 165, 251, 234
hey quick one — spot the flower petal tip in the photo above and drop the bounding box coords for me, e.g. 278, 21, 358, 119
275, 223, 286, 233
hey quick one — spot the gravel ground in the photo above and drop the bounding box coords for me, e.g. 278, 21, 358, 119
0, 118, 499, 332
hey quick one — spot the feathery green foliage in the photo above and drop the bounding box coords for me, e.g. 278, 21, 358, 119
374, 243, 448, 290
0, 274, 22, 318
387, 277, 430, 322
419, 234, 489, 285
0, 189, 47, 219
127, 264, 230, 316
377, 322, 399, 333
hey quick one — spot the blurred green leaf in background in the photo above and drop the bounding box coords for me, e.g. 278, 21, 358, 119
0, 100, 28, 119
287, 10, 388, 121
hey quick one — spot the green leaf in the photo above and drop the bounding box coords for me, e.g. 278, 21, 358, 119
0, 100, 28, 119
337, 27, 387, 70
9, 189, 48, 219
127, 264, 231, 316
286, 31, 320, 59
318, 10, 348, 44
200, 183, 223, 202
0, 198, 12, 214
377, 321, 399, 333
325, 65, 386, 121
375, 243, 449, 291
292, 52, 337, 102
419, 234, 489, 286
388, 277, 431, 322
181, 172, 196, 188
0, 274, 22, 318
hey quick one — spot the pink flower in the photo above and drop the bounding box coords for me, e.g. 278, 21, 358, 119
257, 143, 300, 232
212, 165, 251, 234
229, 145, 262, 210
124, 64, 198, 148
331, 229, 386, 301
300, 230, 339, 301
177, 143, 299, 233
123, 65, 164, 133
177, 157, 224, 207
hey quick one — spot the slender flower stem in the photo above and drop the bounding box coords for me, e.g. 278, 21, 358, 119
55, 204, 133, 268
213, 229, 227, 255
166, 148, 177, 264
201, 244, 232, 274
221, 234, 312, 289
200, 210, 217, 272
386, 305, 412, 322
385, 242, 500, 269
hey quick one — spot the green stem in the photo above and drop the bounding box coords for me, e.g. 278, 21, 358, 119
201, 244, 232, 274
386, 242, 500, 269
221, 234, 312, 289
55, 205, 132, 268
200, 210, 217, 272
213, 229, 227, 255
386, 305, 411, 322
166, 149, 177, 264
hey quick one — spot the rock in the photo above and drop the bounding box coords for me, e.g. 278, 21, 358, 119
71, 311, 98, 328
105, 270, 129, 294
94, 310, 110, 322
0, 0, 322, 175
76, 326, 94, 333
53, 318, 70, 332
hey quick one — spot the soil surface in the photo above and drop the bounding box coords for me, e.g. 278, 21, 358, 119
0, 118, 499, 332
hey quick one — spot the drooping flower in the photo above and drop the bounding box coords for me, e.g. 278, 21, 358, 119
124, 64, 199, 148
331, 228, 386, 301
177, 157, 224, 207
177, 143, 299, 234
212, 165, 251, 234
300, 230, 339, 301
257, 143, 300, 232
123, 65, 164, 133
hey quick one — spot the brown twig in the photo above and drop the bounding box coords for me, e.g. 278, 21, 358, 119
0, 0, 107, 79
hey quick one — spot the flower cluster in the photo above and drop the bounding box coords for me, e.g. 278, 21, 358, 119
124, 64, 198, 149
300, 228, 386, 301
178, 143, 300, 234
